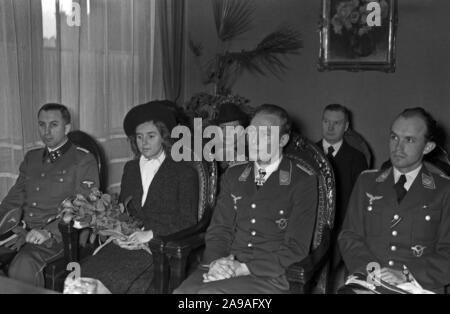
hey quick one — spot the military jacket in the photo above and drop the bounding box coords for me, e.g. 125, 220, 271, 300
203, 156, 318, 278
0, 142, 99, 241
339, 165, 450, 292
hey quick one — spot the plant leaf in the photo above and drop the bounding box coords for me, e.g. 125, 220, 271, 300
212, 0, 254, 42
229, 25, 303, 80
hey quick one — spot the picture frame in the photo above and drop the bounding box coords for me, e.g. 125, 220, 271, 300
318, 0, 398, 72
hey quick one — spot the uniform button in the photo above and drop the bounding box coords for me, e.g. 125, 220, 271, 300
41, 173, 45, 177
59, 178, 64, 182
388, 260, 394, 267
367, 206, 373, 212
391, 245, 397, 252
233, 206, 237, 210
29, 213, 34, 217
248, 243, 253, 248
32, 202, 37, 207
279, 210, 284, 215
62, 170, 67, 174
36, 187, 40, 191
251, 231, 256, 236
392, 231, 398, 237
393, 214, 399, 220
425, 215, 431, 221
251, 219, 256, 224
251, 204, 256, 209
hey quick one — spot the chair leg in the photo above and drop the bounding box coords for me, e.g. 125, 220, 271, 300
148, 251, 170, 294
168, 255, 189, 294
316, 261, 331, 294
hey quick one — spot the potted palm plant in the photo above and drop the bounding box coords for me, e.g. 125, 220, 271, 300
186, 0, 303, 124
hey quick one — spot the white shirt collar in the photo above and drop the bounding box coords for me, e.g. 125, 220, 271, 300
139, 150, 166, 206
48, 138, 68, 152
393, 164, 423, 191
255, 156, 283, 181
139, 149, 166, 166
322, 139, 343, 157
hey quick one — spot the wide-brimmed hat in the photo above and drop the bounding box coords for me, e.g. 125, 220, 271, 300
212, 103, 248, 125
123, 101, 177, 137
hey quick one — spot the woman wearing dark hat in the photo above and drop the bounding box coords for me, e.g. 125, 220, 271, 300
80, 100, 199, 293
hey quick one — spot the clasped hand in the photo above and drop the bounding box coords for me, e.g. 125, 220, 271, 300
116, 230, 153, 250
25, 229, 51, 245
378, 267, 408, 285
203, 255, 250, 283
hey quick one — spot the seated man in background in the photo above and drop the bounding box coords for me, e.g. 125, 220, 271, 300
174, 104, 318, 294
339, 107, 450, 293
0, 103, 99, 287
317, 104, 368, 287
212, 102, 249, 175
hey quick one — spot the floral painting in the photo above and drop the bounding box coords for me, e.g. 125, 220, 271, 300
319, 0, 397, 72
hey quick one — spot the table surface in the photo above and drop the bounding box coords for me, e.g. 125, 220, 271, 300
0, 276, 58, 294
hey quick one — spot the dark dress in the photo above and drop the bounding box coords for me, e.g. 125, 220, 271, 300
81, 157, 198, 293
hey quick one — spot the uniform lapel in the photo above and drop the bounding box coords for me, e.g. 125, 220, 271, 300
237, 162, 257, 197
398, 166, 435, 213
375, 168, 397, 209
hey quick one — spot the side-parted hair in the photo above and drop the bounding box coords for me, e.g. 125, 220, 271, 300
253, 104, 292, 136
397, 107, 437, 142
38, 103, 71, 124
323, 103, 350, 123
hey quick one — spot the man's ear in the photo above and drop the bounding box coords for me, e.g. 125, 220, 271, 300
280, 133, 290, 148
345, 122, 349, 132
423, 141, 436, 155
65, 123, 72, 136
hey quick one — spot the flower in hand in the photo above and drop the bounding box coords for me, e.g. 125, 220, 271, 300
203, 254, 250, 283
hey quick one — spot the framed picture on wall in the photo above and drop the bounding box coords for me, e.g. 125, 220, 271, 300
318, 0, 398, 72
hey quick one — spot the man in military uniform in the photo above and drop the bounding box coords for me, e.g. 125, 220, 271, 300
339, 107, 450, 293
174, 104, 318, 294
0, 103, 99, 287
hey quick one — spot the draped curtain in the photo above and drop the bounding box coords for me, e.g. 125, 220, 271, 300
158, 0, 185, 102
0, 0, 183, 198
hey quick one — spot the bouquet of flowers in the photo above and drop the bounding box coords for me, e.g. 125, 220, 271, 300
58, 188, 151, 255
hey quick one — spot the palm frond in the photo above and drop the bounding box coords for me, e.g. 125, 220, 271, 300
212, 0, 255, 42
229, 25, 303, 79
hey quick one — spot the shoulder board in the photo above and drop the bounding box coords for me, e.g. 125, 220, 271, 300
361, 169, 379, 174
228, 161, 249, 168
440, 174, 450, 180
76, 147, 90, 154
296, 163, 314, 176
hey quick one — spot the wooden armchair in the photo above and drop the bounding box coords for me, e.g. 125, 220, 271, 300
284, 134, 336, 293
147, 159, 218, 293
165, 134, 336, 294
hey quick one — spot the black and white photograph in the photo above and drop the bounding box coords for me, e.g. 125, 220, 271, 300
0, 0, 449, 299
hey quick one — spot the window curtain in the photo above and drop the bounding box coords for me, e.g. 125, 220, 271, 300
0, 0, 167, 198
157, 0, 185, 103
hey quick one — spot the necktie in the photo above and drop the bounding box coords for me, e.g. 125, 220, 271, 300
255, 168, 267, 189
394, 174, 407, 203
327, 146, 335, 159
